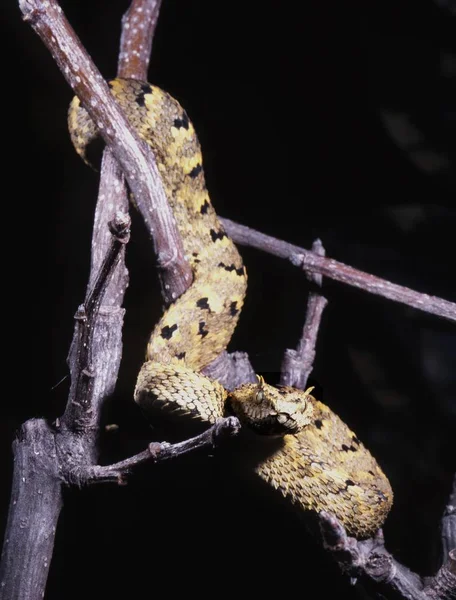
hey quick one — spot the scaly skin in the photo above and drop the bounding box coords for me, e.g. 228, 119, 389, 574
68, 79, 393, 539
229, 380, 393, 538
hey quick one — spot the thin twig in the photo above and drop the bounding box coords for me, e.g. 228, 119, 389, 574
221, 218, 456, 323
280, 239, 328, 389
86, 216, 131, 318
82, 417, 240, 484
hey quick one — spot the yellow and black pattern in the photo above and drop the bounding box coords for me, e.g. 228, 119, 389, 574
231, 382, 393, 538
135, 363, 226, 424
68, 79, 392, 539
69, 78, 247, 374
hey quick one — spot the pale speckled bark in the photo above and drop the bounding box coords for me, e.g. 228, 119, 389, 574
20, 0, 192, 306
118, 0, 162, 80
221, 218, 456, 323
1, 4, 244, 599
2, 3, 171, 599
89, 151, 129, 302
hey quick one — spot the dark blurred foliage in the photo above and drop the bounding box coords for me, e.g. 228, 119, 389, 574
1, 1, 455, 598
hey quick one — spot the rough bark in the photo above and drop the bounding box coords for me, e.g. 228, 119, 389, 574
0, 420, 62, 600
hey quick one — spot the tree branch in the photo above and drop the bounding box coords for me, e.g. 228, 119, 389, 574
82, 417, 240, 484
19, 0, 192, 305
1, 4, 234, 599
320, 512, 430, 600
0, 420, 62, 600
221, 218, 456, 323
442, 473, 456, 559
319, 470, 456, 600
424, 550, 456, 600
62, 214, 130, 433
63, 0, 168, 436
118, 0, 163, 80
280, 238, 328, 389
202, 352, 257, 391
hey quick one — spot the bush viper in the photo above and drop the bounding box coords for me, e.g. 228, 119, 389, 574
68, 78, 393, 539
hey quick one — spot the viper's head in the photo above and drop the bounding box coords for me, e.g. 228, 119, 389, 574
228, 376, 315, 435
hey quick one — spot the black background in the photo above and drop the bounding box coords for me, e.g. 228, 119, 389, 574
1, 1, 455, 598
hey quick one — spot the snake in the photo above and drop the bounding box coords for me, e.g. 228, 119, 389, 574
68, 78, 393, 539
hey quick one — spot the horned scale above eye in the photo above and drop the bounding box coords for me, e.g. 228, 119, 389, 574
255, 390, 264, 403
68, 77, 393, 540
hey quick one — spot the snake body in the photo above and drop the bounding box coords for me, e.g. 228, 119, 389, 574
69, 78, 393, 539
